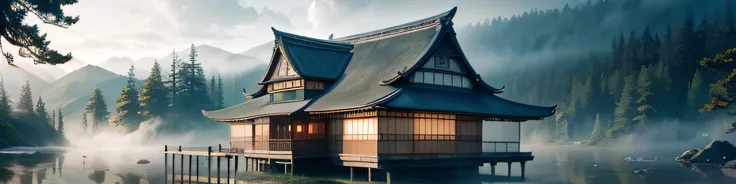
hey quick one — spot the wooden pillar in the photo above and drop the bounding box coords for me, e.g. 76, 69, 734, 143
507, 162, 512, 177
207, 146, 211, 184
521, 161, 526, 179
217, 156, 221, 184
284, 164, 287, 175
245, 158, 249, 172
350, 167, 353, 181
368, 168, 372, 182
171, 153, 175, 184
227, 156, 231, 184
234, 156, 238, 184
386, 172, 391, 184
491, 163, 496, 176
188, 155, 192, 184
196, 156, 199, 183
179, 146, 183, 184
164, 145, 168, 184
290, 160, 294, 175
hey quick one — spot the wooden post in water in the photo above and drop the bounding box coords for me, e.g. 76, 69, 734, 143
491, 162, 496, 176
227, 155, 231, 184
172, 150, 176, 184
217, 156, 221, 184
507, 162, 511, 177
520, 161, 526, 179
350, 167, 353, 181
188, 155, 192, 184
245, 158, 249, 172
386, 172, 391, 184
368, 168, 371, 182
234, 156, 238, 184
195, 156, 199, 183
164, 145, 168, 184
180, 146, 183, 184
208, 146, 212, 184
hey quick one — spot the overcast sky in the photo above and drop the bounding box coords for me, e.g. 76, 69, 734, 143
6, 0, 585, 65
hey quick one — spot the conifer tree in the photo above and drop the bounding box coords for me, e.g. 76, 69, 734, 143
216, 74, 224, 109
35, 96, 49, 124
113, 65, 143, 132
85, 88, 109, 133
168, 50, 180, 108
634, 66, 654, 124
81, 112, 88, 134
140, 60, 168, 117
210, 75, 216, 108
174, 44, 211, 113
0, 75, 11, 120
589, 113, 602, 143
17, 80, 33, 116
51, 110, 55, 130
609, 75, 634, 138
57, 109, 64, 137
687, 69, 704, 109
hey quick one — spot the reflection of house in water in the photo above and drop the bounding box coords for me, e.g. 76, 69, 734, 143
189, 7, 556, 181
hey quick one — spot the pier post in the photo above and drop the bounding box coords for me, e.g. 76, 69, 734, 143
507, 162, 511, 177
350, 167, 353, 181
227, 156, 231, 184
368, 168, 372, 182
245, 158, 249, 172
208, 147, 212, 184
284, 163, 287, 175
491, 162, 496, 176
217, 156, 221, 184
290, 160, 294, 175
165, 146, 168, 184
386, 172, 391, 184
180, 146, 183, 184
520, 161, 526, 179
188, 155, 192, 184
234, 156, 238, 184
196, 156, 199, 183
171, 153, 175, 184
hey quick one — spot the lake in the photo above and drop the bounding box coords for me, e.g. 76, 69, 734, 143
1, 143, 735, 184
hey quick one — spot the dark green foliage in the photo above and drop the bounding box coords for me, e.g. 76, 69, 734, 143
34, 96, 49, 125
588, 113, 602, 145
0, 122, 20, 148
0, 76, 11, 120
633, 66, 654, 124
113, 65, 143, 132
216, 74, 224, 109
17, 80, 33, 116
173, 44, 212, 113
609, 75, 634, 138
57, 109, 64, 137
140, 60, 168, 117
0, 0, 79, 65
81, 112, 87, 133
85, 88, 109, 133
168, 50, 180, 107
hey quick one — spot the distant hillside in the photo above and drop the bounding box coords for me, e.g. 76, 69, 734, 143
97, 57, 136, 75
42, 65, 124, 117
238, 41, 274, 63
0, 66, 50, 100
134, 44, 264, 79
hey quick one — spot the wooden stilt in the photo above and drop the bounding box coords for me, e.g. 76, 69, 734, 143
350, 167, 353, 181
521, 161, 526, 179
386, 172, 391, 184
180, 151, 183, 184
164, 145, 168, 184
491, 163, 496, 176
171, 153, 175, 184
290, 160, 294, 175
188, 155, 192, 184
245, 157, 249, 172
196, 156, 199, 183
234, 156, 238, 184
208, 147, 212, 184
284, 163, 287, 175
507, 162, 512, 177
227, 156, 231, 184
368, 168, 372, 182
217, 156, 221, 184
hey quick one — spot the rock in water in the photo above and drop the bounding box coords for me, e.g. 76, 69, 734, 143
678, 141, 736, 165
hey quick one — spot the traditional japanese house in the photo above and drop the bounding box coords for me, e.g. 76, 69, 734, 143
200, 7, 556, 181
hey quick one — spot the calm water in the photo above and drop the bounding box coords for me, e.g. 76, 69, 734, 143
1, 144, 735, 184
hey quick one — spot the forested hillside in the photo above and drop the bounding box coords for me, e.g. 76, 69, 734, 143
459, 0, 736, 141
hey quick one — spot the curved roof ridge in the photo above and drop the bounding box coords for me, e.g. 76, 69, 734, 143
271, 27, 353, 51
334, 7, 457, 42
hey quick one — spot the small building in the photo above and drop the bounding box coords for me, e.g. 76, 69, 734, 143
200, 7, 555, 181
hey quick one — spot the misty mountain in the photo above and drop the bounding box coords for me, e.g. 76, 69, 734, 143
238, 41, 274, 63
97, 56, 136, 75
41, 65, 124, 118
0, 66, 50, 101
133, 44, 265, 79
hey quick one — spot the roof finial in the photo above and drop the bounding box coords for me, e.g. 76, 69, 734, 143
328, 34, 334, 40
243, 88, 253, 100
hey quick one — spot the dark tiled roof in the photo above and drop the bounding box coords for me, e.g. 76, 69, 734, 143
202, 96, 311, 122
305, 25, 442, 112
379, 86, 557, 120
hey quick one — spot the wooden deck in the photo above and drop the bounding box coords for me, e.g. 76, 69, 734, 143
167, 174, 235, 184
166, 149, 293, 160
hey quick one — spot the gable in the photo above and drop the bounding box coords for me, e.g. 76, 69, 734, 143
420, 36, 468, 74
269, 52, 299, 80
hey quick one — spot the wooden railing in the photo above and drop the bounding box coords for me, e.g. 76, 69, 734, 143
482, 141, 520, 152
269, 140, 292, 151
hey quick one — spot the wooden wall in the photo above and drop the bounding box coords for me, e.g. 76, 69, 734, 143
376, 111, 482, 155
327, 115, 379, 156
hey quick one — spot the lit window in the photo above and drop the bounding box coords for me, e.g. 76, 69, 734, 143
296, 125, 303, 133
435, 55, 449, 68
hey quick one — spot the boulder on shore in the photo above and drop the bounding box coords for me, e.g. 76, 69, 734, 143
676, 140, 736, 165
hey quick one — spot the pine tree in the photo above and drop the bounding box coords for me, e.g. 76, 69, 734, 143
216, 74, 224, 109
589, 113, 602, 143
168, 50, 180, 108
210, 75, 216, 108
85, 88, 110, 133
50, 110, 56, 130
140, 60, 168, 117
113, 65, 143, 132
687, 69, 704, 108
57, 109, 64, 137
17, 80, 33, 116
35, 96, 49, 124
174, 44, 212, 114
609, 75, 635, 138
633, 66, 654, 124
0, 75, 11, 120
81, 112, 88, 134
